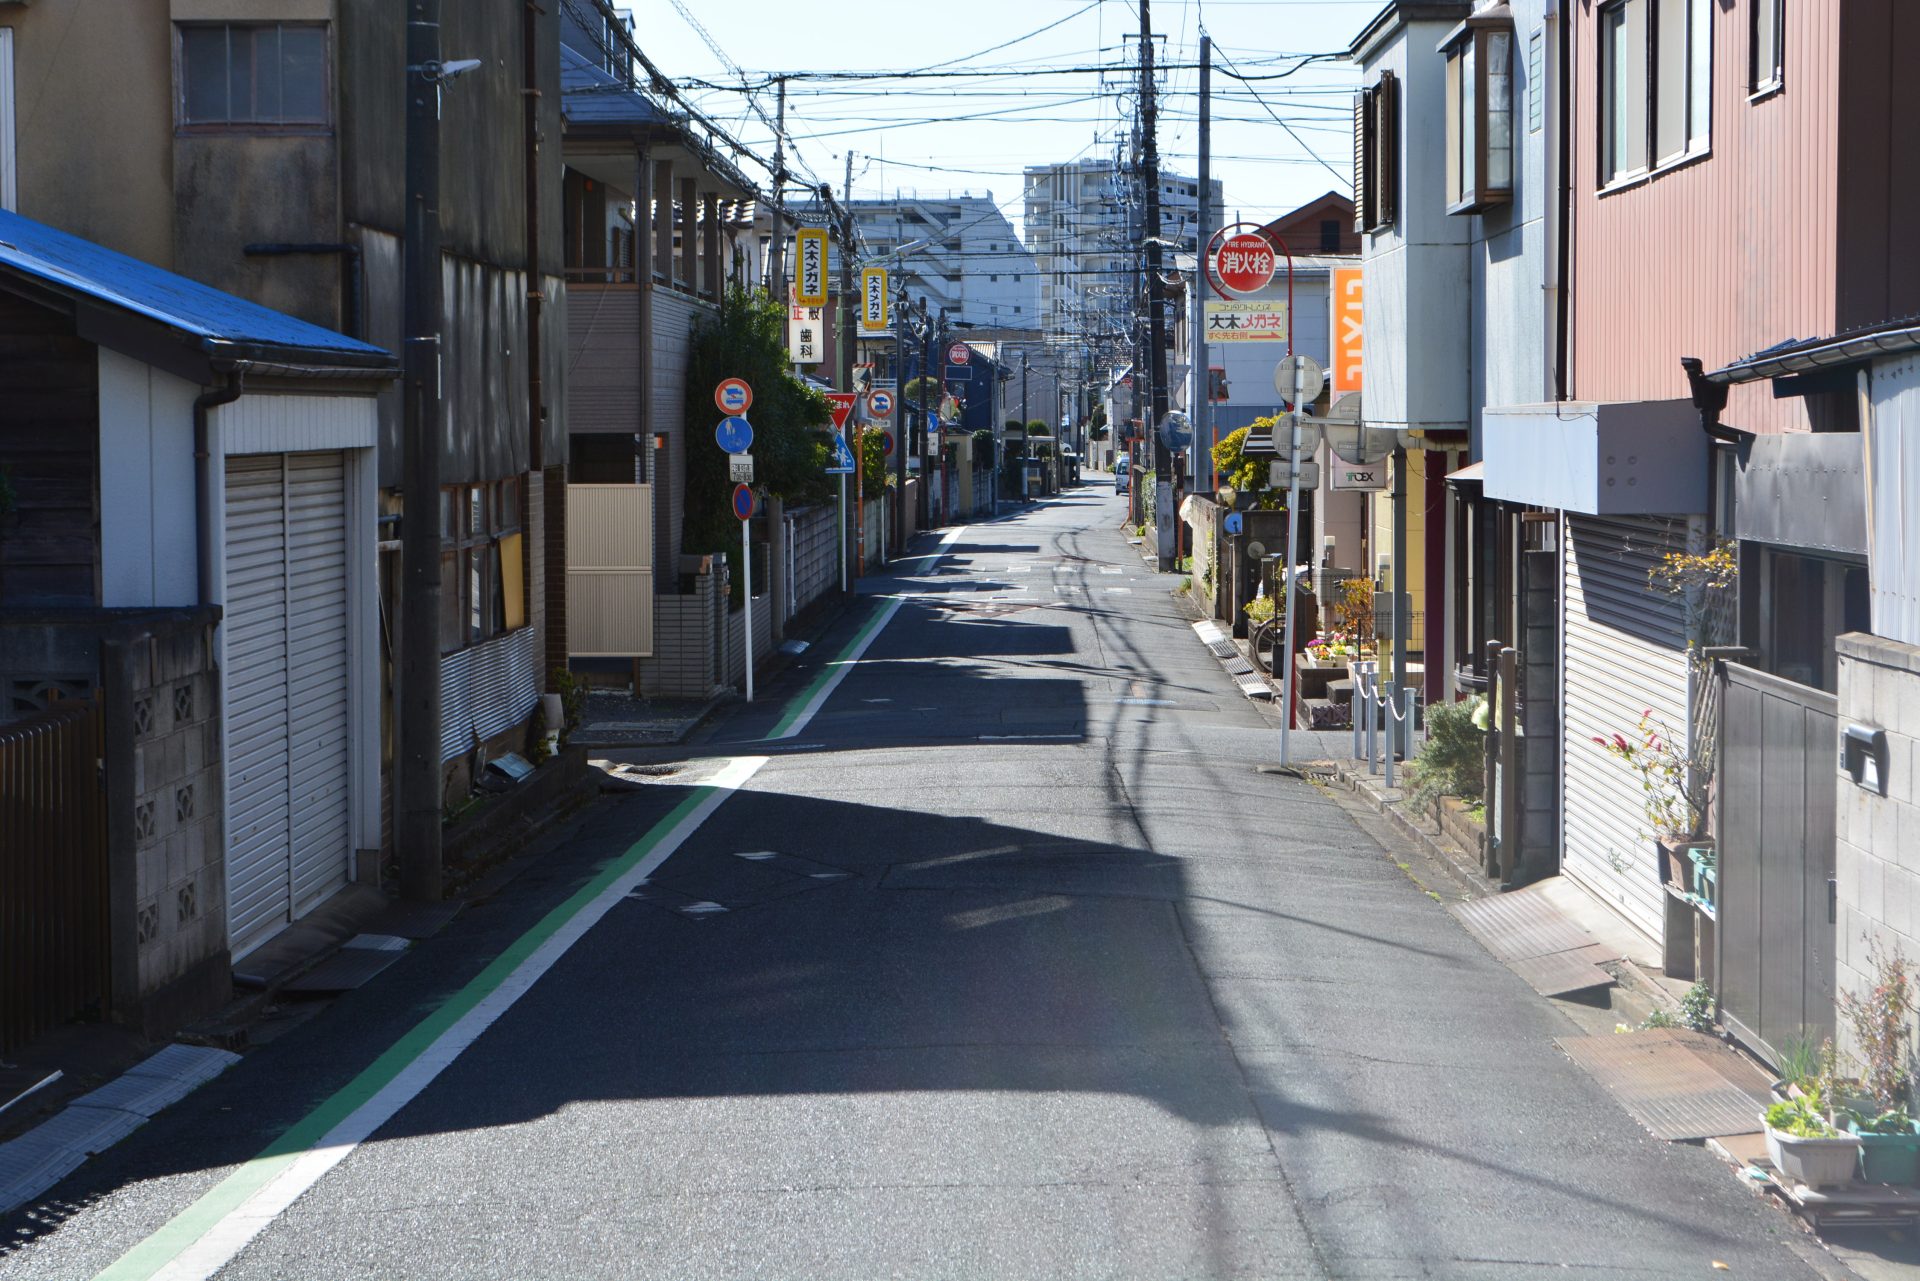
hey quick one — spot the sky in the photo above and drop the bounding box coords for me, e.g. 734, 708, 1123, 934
604, 0, 1385, 241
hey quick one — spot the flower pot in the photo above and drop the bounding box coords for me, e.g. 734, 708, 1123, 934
1848, 1120, 1920, 1185
1765, 1122, 1862, 1189
1656, 837, 1695, 895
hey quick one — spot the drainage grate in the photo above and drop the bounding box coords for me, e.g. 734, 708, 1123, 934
1557, 1028, 1771, 1141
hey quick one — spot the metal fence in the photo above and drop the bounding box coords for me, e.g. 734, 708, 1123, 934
0, 697, 108, 1055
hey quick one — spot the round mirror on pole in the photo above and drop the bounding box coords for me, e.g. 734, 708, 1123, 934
1271, 354, 1326, 406
1322, 419, 1392, 466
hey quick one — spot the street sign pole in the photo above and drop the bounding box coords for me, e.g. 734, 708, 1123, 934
743, 510, 754, 703
1278, 357, 1306, 769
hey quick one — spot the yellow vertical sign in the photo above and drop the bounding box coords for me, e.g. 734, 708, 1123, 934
860, 268, 889, 331
795, 229, 828, 307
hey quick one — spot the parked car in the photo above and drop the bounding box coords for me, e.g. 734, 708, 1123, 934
1115, 466, 1131, 495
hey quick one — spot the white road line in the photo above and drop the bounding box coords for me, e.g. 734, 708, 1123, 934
123, 755, 767, 1281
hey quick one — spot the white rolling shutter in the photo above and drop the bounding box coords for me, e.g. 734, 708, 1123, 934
224, 456, 293, 953
1561, 515, 1690, 942
223, 452, 352, 955
285, 453, 351, 915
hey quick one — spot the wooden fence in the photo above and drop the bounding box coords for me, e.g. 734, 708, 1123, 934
0, 697, 108, 1054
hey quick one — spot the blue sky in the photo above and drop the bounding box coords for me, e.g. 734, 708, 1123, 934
624, 0, 1383, 237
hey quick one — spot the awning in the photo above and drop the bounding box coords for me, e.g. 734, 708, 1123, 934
1481, 400, 1706, 516
1446, 460, 1485, 485
0, 208, 395, 380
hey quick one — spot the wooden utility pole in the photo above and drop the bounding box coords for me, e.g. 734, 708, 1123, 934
1140, 0, 1173, 569
400, 0, 445, 900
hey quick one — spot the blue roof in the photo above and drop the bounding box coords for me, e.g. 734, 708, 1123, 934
561, 43, 671, 127
0, 208, 392, 367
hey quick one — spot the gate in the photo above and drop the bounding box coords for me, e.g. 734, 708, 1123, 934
1716, 662, 1837, 1065
0, 698, 109, 1054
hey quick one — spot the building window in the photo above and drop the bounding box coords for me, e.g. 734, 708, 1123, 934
1351, 71, 1398, 233
440, 477, 524, 654
1751, 0, 1784, 93
1599, 0, 1710, 187
0, 29, 14, 211
1319, 219, 1340, 252
178, 23, 329, 128
1444, 17, 1514, 213
1528, 29, 1545, 133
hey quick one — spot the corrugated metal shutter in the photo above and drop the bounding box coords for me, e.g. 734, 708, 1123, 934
224, 456, 293, 954
1561, 515, 1690, 942
285, 453, 351, 915
223, 452, 351, 956
438, 627, 539, 763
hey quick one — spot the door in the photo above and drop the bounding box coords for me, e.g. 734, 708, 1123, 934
224, 452, 352, 955
1717, 662, 1838, 1064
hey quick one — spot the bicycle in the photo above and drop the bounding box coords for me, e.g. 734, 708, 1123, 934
1249, 616, 1282, 675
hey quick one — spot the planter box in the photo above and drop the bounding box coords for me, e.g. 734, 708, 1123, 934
1766, 1123, 1862, 1189
1849, 1120, 1920, 1185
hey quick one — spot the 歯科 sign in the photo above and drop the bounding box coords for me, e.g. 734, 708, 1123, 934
1214, 232, 1277, 295
788, 305, 823, 365
1204, 300, 1289, 343
795, 229, 828, 307
1331, 265, 1363, 393
861, 268, 889, 331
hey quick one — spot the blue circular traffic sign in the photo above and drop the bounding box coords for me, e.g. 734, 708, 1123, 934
881, 430, 895, 457
731, 483, 755, 521
715, 415, 753, 453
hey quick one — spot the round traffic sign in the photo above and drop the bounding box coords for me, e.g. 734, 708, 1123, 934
1273, 354, 1326, 406
946, 342, 971, 365
715, 378, 752, 415
1215, 232, 1278, 295
1158, 411, 1193, 450
881, 430, 895, 457
714, 415, 754, 454
867, 389, 895, 419
731, 483, 755, 521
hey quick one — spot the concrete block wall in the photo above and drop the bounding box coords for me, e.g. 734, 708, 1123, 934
122, 623, 225, 1002
636, 572, 717, 698
1835, 631, 1920, 1065
789, 504, 839, 616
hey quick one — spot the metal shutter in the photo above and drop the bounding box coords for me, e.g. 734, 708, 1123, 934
1561, 515, 1690, 942
223, 456, 293, 953
284, 453, 351, 915
223, 452, 351, 955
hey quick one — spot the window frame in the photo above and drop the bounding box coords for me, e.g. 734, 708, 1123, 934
438, 478, 525, 656
175, 21, 332, 134
1443, 17, 1517, 216
1351, 71, 1399, 234
1597, 0, 1712, 194
1749, 0, 1785, 98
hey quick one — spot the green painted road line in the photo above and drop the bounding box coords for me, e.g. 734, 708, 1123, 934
767, 596, 899, 741
97, 756, 766, 1281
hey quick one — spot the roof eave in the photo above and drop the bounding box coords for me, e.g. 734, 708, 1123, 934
1706, 320, 1920, 384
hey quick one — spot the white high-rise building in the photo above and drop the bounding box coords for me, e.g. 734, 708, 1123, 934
760, 194, 1040, 331
1022, 158, 1222, 347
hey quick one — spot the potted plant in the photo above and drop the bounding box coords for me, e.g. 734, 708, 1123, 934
1763, 1088, 1862, 1189
1841, 945, 1920, 1183
1593, 710, 1712, 894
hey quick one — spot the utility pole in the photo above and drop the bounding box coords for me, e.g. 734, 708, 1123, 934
895, 279, 911, 553
766, 77, 787, 297
837, 160, 859, 576
918, 299, 933, 525
1022, 350, 1029, 425
1191, 34, 1211, 495
1140, 0, 1173, 569
400, 0, 445, 901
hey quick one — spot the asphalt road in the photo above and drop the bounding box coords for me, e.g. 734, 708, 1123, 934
2, 478, 1832, 1279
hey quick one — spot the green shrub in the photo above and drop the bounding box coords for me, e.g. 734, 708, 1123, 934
1405, 697, 1487, 807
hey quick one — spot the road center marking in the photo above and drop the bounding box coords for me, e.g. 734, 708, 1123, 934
95, 755, 768, 1281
